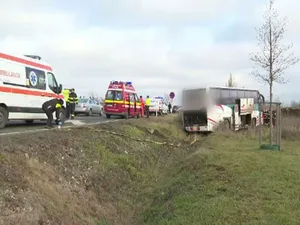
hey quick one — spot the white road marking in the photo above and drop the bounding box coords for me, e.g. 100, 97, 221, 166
0, 119, 121, 136
69, 120, 86, 125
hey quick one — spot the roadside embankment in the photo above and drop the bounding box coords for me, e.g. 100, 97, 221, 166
2, 115, 300, 225
0, 115, 196, 225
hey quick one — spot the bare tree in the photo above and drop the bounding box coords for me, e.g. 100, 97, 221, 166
250, 0, 299, 145
225, 73, 237, 87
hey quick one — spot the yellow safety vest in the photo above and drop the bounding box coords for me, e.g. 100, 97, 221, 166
56, 103, 62, 108
62, 89, 70, 102
145, 98, 151, 106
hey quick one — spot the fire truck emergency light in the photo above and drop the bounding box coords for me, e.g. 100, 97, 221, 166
125, 82, 132, 85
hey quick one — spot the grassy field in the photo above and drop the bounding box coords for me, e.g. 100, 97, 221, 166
1, 115, 300, 225
141, 130, 300, 225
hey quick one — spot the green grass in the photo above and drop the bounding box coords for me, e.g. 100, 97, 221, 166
139, 130, 300, 225
2, 115, 300, 225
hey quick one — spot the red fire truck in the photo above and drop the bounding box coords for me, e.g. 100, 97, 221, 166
104, 81, 142, 119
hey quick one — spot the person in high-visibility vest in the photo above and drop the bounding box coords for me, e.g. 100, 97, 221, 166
140, 95, 145, 117
145, 95, 151, 118
68, 88, 78, 119
42, 98, 64, 128
62, 88, 70, 119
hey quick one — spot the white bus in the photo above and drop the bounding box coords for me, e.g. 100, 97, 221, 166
182, 86, 265, 133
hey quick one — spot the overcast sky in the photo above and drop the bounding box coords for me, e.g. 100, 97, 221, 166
0, 0, 299, 104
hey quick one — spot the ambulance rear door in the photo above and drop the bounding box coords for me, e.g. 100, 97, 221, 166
126, 92, 136, 116
105, 90, 124, 111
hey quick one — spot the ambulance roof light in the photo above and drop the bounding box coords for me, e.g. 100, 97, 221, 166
155, 96, 163, 99
110, 81, 133, 85
24, 54, 41, 60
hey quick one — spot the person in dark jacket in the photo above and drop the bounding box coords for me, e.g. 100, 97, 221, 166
168, 102, 172, 113
42, 98, 64, 128
68, 88, 78, 119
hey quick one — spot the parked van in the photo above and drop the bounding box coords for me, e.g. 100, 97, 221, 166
0, 52, 64, 128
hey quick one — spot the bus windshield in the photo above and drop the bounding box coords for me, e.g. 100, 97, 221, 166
106, 90, 123, 100
183, 88, 208, 109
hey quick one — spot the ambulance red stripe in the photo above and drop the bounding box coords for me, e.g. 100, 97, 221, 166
0, 86, 64, 99
0, 52, 53, 71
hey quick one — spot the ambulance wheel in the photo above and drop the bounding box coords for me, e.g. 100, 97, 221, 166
25, 120, 34, 124
0, 106, 8, 129
59, 109, 66, 124
106, 114, 111, 119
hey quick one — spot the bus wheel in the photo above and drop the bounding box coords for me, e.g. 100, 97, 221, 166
0, 106, 8, 129
106, 114, 111, 119
217, 119, 231, 132
251, 118, 257, 129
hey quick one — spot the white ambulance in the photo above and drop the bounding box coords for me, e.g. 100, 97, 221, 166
149, 97, 168, 115
0, 52, 65, 129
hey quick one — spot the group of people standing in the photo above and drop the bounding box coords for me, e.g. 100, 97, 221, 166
42, 88, 78, 128
139, 95, 151, 118
42, 91, 171, 128
139, 95, 172, 118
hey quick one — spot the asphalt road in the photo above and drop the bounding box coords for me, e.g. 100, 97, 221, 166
0, 115, 119, 134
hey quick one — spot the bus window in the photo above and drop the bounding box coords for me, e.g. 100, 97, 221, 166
249, 91, 259, 103
210, 88, 221, 103
250, 91, 258, 98
229, 90, 237, 98
237, 90, 245, 98
183, 88, 207, 107
221, 89, 229, 98
219, 89, 229, 104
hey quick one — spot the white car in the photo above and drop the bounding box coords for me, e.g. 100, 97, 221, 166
149, 98, 169, 115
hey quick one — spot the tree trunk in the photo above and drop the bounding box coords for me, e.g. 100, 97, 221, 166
269, 83, 273, 145
268, 13, 273, 146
